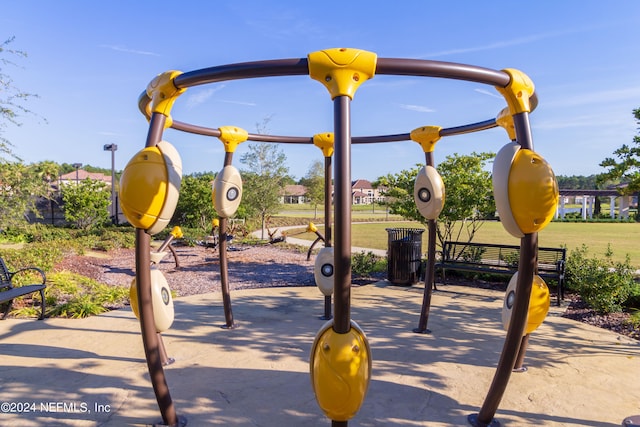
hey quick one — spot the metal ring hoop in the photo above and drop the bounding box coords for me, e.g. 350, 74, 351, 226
138, 57, 538, 143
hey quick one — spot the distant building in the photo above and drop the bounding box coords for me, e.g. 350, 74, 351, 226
57, 169, 112, 187
351, 179, 384, 205
281, 184, 308, 204
280, 179, 387, 205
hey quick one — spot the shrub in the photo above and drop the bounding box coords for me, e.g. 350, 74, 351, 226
352, 251, 385, 277
44, 271, 129, 318
49, 295, 108, 318
0, 242, 64, 275
565, 244, 636, 314
626, 309, 640, 329
0, 224, 75, 243
28, 225, 75, 243
625, 282, 640, 309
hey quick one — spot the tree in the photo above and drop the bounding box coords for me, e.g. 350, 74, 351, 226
556, 174, 599, 190
375, 152, 495, 248
599, 108, 640, 195
1, 37, 41, 161
173, 172, 217, 231
61, 178, 111, 231
436, 152, 496, 243
239, 143, 289, 239
300, 159, 325, 219
0, 161, 59, 228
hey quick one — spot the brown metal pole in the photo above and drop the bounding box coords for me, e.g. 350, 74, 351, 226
471, 111, 537, 427
136, 229, 179, 426
333, 95, 351, 335
512, 334, 530, 372
415, 151, 437, 333
322, 295, 332, 320
415, 220, 437, 333
135, 112, 180, 426
513, 237, 540, 369
322, 155, 333, 321
168, 245, 180, 269
471, 233, 537, 426
219, 151, 235, 329
324, 156, 333, 248
157, 332, 175, 366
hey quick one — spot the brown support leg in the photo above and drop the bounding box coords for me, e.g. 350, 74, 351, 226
320, 295, 333, 320
324, 156, 333, 247
468, 110, 538, 427
332, 95, 352, 336
320, 154, 334, 322
168, 245, 180, 269
157, 333, 175, 366
329, 95, 353, 427
468, 233, 537, 427
414, 219, 437, 334
136, 229, 180, 426
136, 112, 184, 426
218, 216, 235, 329
415, 151, 438, 333
217, 152, 235, 329
512, 334, 530, 372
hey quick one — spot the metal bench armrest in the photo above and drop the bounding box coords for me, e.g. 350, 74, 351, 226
10, 267, 47, 285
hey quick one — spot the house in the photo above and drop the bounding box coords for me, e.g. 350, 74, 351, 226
351, 179, 384, 205
279, 179, 387, 205
281, 184, 308, 204
57, 169, 112, 187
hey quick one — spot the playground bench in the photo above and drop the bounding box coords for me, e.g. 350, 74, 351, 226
0, 257, 47, 320
436, 241, 566, 306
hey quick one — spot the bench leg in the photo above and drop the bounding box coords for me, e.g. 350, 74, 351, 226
1, 299, 13, 320
557, 277, 565, 306
38, 289, 45, 320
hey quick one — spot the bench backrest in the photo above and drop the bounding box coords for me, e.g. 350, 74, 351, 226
0, 258, 13, 289
442, 241, 566, 272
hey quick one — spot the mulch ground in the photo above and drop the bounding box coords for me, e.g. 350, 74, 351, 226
52, 243, 639, 341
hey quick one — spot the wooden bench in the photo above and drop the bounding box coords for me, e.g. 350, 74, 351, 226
436, 241, 566, 306
0, 257, 47, 320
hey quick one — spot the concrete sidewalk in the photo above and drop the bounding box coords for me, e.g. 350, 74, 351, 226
0, 282, 638, 426
253, 225, 388, 257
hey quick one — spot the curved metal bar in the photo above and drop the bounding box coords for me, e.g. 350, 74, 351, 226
306, 236, 323, 261
139, 57, 537, 145
171, 121, 315, 144
174, 58, 310, 88
440, 119, 497, 137
171, 119, 499, 144
376, 58, 511, 87
171, 56, 512, 90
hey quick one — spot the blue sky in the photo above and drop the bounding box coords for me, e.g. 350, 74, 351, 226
2, 1, 639, 182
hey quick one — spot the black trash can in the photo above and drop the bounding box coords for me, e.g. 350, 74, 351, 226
386, 228, 425, 285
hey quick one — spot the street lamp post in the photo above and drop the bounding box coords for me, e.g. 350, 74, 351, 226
71, 163, 82, 184
103, 144, 118, 224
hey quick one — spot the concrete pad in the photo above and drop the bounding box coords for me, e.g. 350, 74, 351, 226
0, 283, 638, 426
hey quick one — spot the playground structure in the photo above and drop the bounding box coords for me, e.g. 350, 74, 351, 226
119, 48, 559, 427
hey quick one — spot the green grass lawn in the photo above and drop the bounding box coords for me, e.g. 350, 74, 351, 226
277, 204, 402, 220
289, 220, 640, 267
